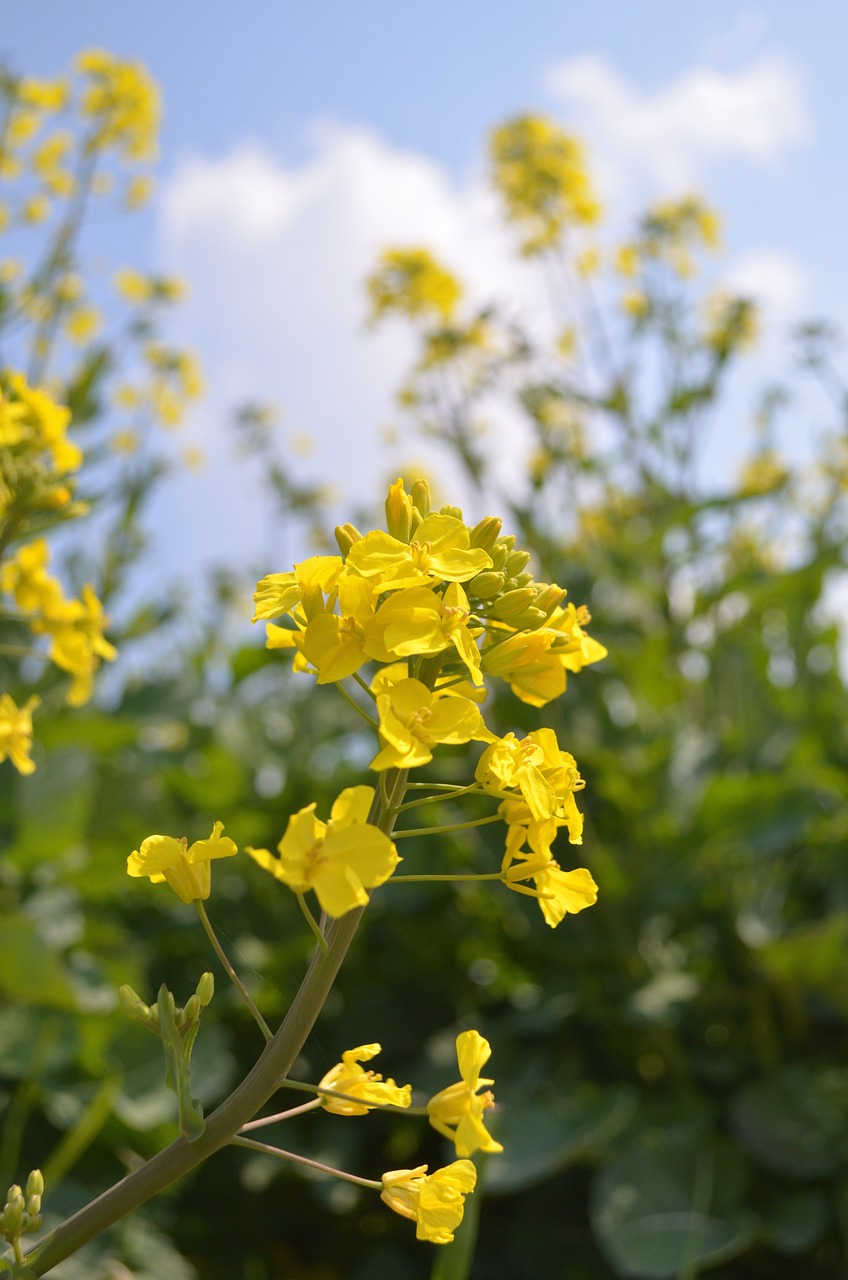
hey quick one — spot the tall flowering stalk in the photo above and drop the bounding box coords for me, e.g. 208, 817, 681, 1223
12, 476, 604, 1274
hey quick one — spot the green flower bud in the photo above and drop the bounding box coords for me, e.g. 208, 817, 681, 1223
181, 994, 202, 1027
469, 515, 502, 551
2, 1193, 24, 1237
508, 606, 549, 630
439, 504, 463, 520
489, 544, 508, 572
26, 1193, 41, 1219
505, 549, 531, 576
410, 478, 431, 518
196, 972, 215, 1007
4, 1186, 22, 1210
118, 984, 154, 1025
490, 588, 538, 620
24, 1172, 43, 1201
534, 583, 567, 614
467, 570, 506, 600
511, 571, 534, 589
334, 522, 362, 557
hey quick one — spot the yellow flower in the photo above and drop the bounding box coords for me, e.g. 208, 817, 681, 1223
501, 820, 598, 927
367, 582, 484, 685
476, 728, 584, 825
318, 1043, 412, 1115
246, 785, 400, 918
114, 268, 153, 304
127, 821, 238, 903
65, 305, 100, 343
34, 584, 118, 706
0, 694, 40, 775
427, 1030, 503, 1157
294, 572, 377, 683
252, 555, 343, 623
6, 372, 81, 474
346, 513, 492, 589
0, 539, 64, 614
371, 677, 493, 770
76, 49, 160, 161
367, 248, 462, 323
381, 1160, 477, 1244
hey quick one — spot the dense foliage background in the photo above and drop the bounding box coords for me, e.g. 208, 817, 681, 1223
1, 57, 848, 1280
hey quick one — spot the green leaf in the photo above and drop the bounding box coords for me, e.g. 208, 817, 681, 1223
591, 1133, 755, 1278
731, 1067, 848, 1181
0, 915, 77, 1009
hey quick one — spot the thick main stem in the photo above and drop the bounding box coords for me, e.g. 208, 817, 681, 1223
29, 770, 408, 1276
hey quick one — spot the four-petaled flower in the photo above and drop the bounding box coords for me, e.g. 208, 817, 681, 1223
427, 1030, 503, 1157
246, 785, 400, 918
381, 1160, 477, 1244
127, 821, 238, 903
318, 1043, 412, 1115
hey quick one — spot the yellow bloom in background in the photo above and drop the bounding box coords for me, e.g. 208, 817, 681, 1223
35, 583, 118, 706
367, 248, 462, 324
318, 1043, 412, 1115
427, 1030, 503, 1157
127, 821, 238, 903
371, 677, 493, 770
380, 1160, 477, 1244
76, 48, 161, 161
246, 785, 400, 918
7, 372, 82, 474
0, 694, 40, 775
114, 267, 153, 304
1, 539, 64, 613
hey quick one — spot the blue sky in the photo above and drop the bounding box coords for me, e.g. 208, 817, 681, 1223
2, 2, 847, 581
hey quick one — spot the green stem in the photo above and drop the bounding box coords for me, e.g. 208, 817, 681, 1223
394, 814, 503, 839
239, 1098, 322, 1130
230, 1135, 382, 1190
395, 783, 486, 813
351, 671, 377, 701
336, 680, 379, 730
296, 892, 328, 955
386, 872, 504, 884
194, 901, 273, 1040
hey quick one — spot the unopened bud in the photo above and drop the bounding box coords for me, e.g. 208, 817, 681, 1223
182, 994, 202, 1026
467, 570, 506, 600
510, 571, 534, 589
469, 516, 502, 552
196, 972, 215, 1007
534, 583, 568, 616
385, 478, 413, 542
505, 549, 531, 577
26, 1193, 41, 1219
334, 522, 362, 557
440, 504, 463, 520
2, 1193, 24, 1236
24, 1171, 43, 1201
509, 606, 549, 630
118, 984, 153, 1024
5, 1186, 22, 1208
490, 588, 538, 620
410, 478, 431, 518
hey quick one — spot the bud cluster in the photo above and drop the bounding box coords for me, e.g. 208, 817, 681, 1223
0, 1169, 43, 1247
118, 972, 214, 1038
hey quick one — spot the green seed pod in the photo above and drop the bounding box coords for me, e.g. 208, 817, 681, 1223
467, 570, 506, 600
469, 515, 502, 551
334, 522, 362, 557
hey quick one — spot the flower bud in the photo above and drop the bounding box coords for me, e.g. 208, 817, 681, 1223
440, 504, 463, 520
508, 606, 549, 630
26, 1192, 42, 1219
334, 522, 362, 557
534, 583, 568, 616
2, 1192, 24, 1237
469, 516, 502, 551
196, 971, 215, 1007
385, 478, 413, 542
410, 478, 431, 518
510, 571, 534, 589
118, 984, 153, 1024
490, 588, 538, 620
25, 1171, 43, 1201
181, 994, 202, 1027
467, 570, 506, 600
505, 549, 531, 577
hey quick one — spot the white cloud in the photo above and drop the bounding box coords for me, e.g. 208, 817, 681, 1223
722, 249, 807, 320
544, 53, 812, 192
154, 126, 547, 576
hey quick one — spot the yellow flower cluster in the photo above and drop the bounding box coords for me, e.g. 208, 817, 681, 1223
368, 248, 462, 324
0, 692, 40, 775
75, 49, 160, 162
0, 373, 82, 515
489, 114, 601, 255
1, 538, 116, 706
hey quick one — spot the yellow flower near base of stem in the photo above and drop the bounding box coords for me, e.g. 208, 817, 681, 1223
427, 1030, 503, 1157
246, 785, 400, 918
0, 694, 40, 775
318, 1043, 412, 1115
127, 821, 238, 903
380, 1160, 477, 1244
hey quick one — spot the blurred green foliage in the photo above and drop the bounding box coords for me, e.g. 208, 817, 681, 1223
2, 63, 848, 1280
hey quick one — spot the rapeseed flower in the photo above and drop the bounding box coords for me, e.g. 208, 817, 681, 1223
0, 693, 40, 775
427, 1030, 503, 1157
318, 1043, 411, 1115
127, 821, 238, 903
246, 785, 400, 918
371, 677, 492, 770
380, 1160, 477, 1244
